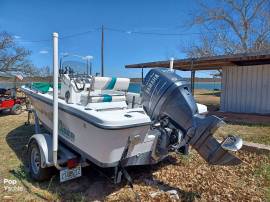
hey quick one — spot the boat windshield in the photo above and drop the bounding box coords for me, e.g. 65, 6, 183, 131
60, 60, 91, 76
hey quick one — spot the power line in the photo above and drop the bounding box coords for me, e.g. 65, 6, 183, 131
19, 38, 51, 43
13, 25, 221, 44
104, 26, 219, 36
60, 28, 100, 39
15, 37, 51, 44
14, 26, 206, 43
16, 28, 100, 44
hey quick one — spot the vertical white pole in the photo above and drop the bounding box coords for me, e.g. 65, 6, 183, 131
52, 32, 59, 168
170, 57, 174, 72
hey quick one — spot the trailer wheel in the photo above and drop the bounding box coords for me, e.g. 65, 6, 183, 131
28, 140, 52, 181
11, 104, 22, 115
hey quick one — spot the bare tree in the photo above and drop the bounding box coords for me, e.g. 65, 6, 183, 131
0, 31, 37, 75
183, 0, 270, 58
43, 65, 51, 76
36, 65, 51, 77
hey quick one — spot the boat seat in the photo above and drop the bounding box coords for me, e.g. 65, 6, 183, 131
80, 77, 130, 105
92, 77, 130, 91
80, 92, 126, 104
88, 94, 126, 103
90, 89, 125, 97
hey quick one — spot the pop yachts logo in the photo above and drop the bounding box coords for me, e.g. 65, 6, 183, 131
2, 178, 24, 192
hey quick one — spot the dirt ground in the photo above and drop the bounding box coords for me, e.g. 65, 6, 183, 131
209, 111, 270, 125
194, 89, 221, 112
0, 112, 270, 201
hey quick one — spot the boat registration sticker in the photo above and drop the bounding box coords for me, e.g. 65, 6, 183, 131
60, 165, 82, 182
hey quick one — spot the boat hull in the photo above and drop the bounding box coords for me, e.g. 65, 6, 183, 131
26, 92, 159, 167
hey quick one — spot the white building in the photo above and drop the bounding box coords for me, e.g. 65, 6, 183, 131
221, 64, 270, 114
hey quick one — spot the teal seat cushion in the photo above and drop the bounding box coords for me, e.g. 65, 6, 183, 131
102, 94, 112, 102
106, 77, 117, 90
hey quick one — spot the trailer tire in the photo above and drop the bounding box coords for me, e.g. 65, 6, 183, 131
28, 140, 53, 181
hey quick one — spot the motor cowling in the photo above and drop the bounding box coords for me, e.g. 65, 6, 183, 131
141, 68, 198, 132
142, 68, 242, 165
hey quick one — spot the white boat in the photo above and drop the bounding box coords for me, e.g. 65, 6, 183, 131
23, 75, 157, 167
21, 33, 242, 183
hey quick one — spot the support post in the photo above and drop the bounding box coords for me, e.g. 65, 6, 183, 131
52, 32, 61, 170
14, 77, 17, 98
190, 59, 195, 96
101, 25, 104, 76
191, 70, 195, 96
170, 57, 174, 72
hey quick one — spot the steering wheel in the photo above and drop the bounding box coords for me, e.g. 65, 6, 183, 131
73, 77, 85, 91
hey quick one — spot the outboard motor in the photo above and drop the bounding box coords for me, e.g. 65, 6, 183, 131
142, 68, 242, 165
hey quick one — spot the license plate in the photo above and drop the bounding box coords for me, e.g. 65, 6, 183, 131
60, 165, 82, 182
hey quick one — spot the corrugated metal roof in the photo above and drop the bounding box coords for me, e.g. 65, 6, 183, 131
125, 51, 270, 71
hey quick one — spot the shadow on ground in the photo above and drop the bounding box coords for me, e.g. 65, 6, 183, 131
205, 104, 220, 112
6, 124, 201, 201
198, 91, 221, 97
0, 110, 12, 117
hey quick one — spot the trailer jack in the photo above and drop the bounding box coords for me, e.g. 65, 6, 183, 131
114, 136, 133, 186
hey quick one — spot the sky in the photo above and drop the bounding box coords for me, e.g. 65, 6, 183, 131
0, 0, 215, 78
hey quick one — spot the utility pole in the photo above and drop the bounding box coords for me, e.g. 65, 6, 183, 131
86, 59, 89, 75
83, 55, 93, 75
101, 25, 104, 76
90, 60, 92, 75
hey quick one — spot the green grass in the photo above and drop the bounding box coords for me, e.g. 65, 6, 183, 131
215, 123, 270, 145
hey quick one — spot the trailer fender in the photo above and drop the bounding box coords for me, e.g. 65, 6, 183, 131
28, 134, 53, 168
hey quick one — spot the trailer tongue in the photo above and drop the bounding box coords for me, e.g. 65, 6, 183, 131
141, 68, 242, 165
